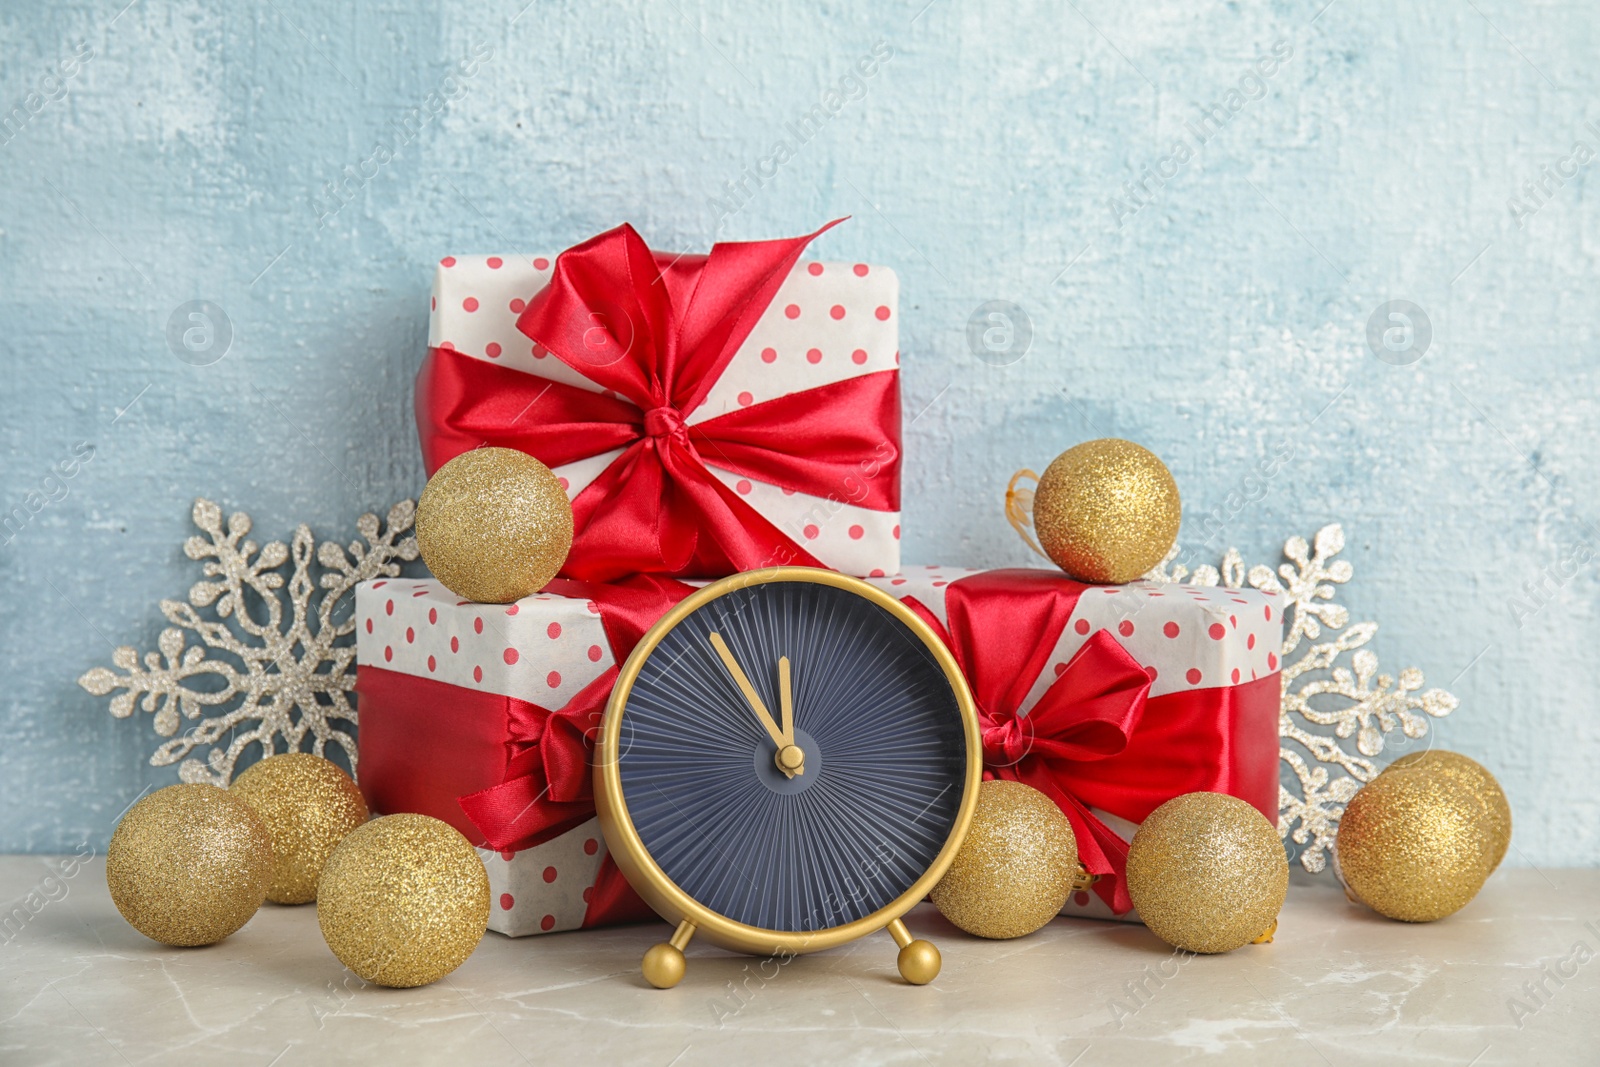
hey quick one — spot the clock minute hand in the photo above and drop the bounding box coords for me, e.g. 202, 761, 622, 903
708, 632, 785, 747
778, 656, 794, 745
777, 655, 804, 777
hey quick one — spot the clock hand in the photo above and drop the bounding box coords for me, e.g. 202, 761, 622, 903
777, 656, 804, 777
708, 632, 803, 779
709, 632, 784, 740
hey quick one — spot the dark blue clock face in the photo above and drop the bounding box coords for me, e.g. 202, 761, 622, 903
615, 579, 967, 933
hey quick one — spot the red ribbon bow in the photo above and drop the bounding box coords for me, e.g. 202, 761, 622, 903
414, 220, 902, 581
356, 575, 693, 929
453, 670, 615, 853
906, 569, 1157, 914
454, 575, 693, 853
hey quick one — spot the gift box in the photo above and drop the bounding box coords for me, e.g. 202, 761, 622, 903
353, 574, 693, 936
865, 566, 1284, 922
415, 221, 902, 582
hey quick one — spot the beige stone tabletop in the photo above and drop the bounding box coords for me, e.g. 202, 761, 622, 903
2, 856, 1595, 1065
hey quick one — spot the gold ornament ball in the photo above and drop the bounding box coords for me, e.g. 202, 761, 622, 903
1383, 750, 1511, 873
641, 942, 687, 989
416, 447, 574, 604
930, 779, 1079, 939
230, 753, 369, 905
1336, 750, 1509, 923
316, 814, 490, 988
1125, 792, 1287, 954
1032, 439, 1181, 584
106, 783, 273, 946
896, 938, 942, 985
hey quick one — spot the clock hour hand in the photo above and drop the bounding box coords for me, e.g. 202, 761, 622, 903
708, 632, 803, 779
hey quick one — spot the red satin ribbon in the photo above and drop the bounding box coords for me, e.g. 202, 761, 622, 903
904, 568, 1281, 914
414, 220, 902, 582
355, 575, 692, 928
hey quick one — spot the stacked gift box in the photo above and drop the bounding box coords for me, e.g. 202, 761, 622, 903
353, 224, 1284, 936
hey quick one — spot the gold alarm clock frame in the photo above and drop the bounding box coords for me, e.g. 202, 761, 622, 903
594, 567, 982, 988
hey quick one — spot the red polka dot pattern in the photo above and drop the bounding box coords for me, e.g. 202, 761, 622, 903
474, 813, 615, 936
855, 573, 1284, 701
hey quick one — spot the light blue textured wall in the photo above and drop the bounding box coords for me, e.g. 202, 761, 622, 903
1, 0, 1595, 865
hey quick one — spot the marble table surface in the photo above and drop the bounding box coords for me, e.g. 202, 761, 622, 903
2, 856, 1595, 1065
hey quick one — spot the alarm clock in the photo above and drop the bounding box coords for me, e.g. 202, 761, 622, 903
594, 567, 981, 988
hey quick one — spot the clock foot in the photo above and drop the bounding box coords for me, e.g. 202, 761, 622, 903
642, 919, 695, 989
887, 918, 941, 985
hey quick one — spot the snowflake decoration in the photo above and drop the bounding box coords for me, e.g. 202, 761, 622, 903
78, 498, 419, 785
1145, 524, 1458, 872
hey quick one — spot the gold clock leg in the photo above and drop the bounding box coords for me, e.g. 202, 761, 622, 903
887, 918, 940, 985
642, 920, 695, 989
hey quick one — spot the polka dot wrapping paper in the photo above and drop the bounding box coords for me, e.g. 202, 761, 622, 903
353, 569, 1284, 933
425, 251, 902, 579
354, 577, 627, 937
865, 567, 1286, 925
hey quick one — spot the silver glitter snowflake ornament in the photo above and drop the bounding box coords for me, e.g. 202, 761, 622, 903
1145, 523, 1458, 872
78, 498, 419, 785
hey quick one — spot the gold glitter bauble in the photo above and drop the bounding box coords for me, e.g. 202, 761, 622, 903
106, 783, 272, 946
230, 753, 369, 905
1032, 439, 1181, 584
316, 814, 490, 988
416, 447, 573, 604
931, 780, 1078, 939
1336, 750, 1510, 922
1382, 750, 1511, 873
1125, 792, 1287, 954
